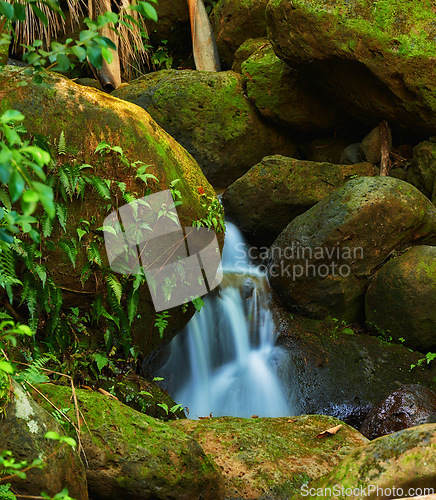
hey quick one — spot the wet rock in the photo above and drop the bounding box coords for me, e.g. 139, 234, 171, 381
241, 277, 255, 299
113, 70, 297, 188
241, 42, 338, 130
171, 415, 368, 499
407, 140, 436, 203
359, 384, 436, 440
273, 308, 436, 430
295, 423, 436, 499
34, 384, 225, 500
0, 382, 88, 499
365, 245, 436, 352
210, 0, 269, 68
267, 176, 436, 322
266, 0, 436, 136
222, 156, 376, 246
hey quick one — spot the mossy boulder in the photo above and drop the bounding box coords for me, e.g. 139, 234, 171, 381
222, 155, 376, 246
407, 140, 436, 204
0, 67, 222, 358
231, 37, 269, 73
97, 373, 186, 420
365, 245, 436, 352
294, 423, 436, 499
113, 69, 297, 188
241, 42, 339, 130
267, 177, 436, 323
171, 415, 368, 499
210, 0, 269, 68
34, 383, 225, 500
0, 382, 88, 499
266, 0, 436, 135
274, 308, 436, 429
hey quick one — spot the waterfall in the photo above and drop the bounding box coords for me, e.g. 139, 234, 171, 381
153, 221, 292, 419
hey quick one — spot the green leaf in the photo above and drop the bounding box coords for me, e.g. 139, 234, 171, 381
13, 2, 26, 20
77, 228, 87, 241
0, 359, 14, 374
71, 45, 87, 61
44, 431, 61, 440
54, 53, 71, 72
79, 30, 97, 42
30, 3, 48, 25
0, 1, 15, 20
32, 182, 55, 218
138, 2, 158, 22
9, 169, 25, 203
1, 110, 24, 123
93, 353, 109, 373
86, 45, 103, 69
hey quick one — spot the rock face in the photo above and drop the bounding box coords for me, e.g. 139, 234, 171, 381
171, 415, 368, 499
231, 37, 269, 73
113, 69, 297, 188
0, 67, 221, 359
407, 140, 436, 203
34, 384, 225, 500
266, 0, 436, 136
365, 245, 436, 352
222, 156, 376, 246
241, 42, 338, 130
210, 0, 269, 67
296, 423, 436, 499
0, 382, 88, 499
274, 309, 436, 430
267, 176, 436, 322
359, 385, 436, 440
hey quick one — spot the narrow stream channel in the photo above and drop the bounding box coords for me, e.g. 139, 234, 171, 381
153, 221, 292, 419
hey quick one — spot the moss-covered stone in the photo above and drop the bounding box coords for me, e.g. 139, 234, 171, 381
407, 140, 436, 204
241, 42, 339, 130
34, 383, 225, 500
0, 67, 222, 358
113, 69, 297, 188
222, 155, 376, 246
171, 414, 368, 499
365, 245, 436, 352
267, 177, 436, 322
210, 0, 269, 67
293, 423, 436, 499
0, 382, 88, 499
231, 37, 269, 73
266, 0, 436, 135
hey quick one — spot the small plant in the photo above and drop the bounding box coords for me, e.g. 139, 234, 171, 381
410, 352, 436, 371
192, 195, 225, 232
154, 311, 170, 338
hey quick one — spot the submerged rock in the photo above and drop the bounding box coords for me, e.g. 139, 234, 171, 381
171, 415, 368, 499
34, 384, 225, 500
266, 0, 436, 136
222, 155, 376, 246
267, 176, 436, 322
296, 423, 436, 499
359, 384, 436, 440
0, 382, 88, 499
113, 69, 297, 188
365, 245, 436, 352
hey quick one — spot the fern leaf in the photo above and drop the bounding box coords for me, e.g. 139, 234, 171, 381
106, 274, 122, 304
127, 288, 139, 325
58, 131, 66, 155
55, 202, 68, 232
0, 187, 11, 210
86, 241, 102, 266
59, 238, 77, 267
86, 176, 111, 200
41, 212, 54, 238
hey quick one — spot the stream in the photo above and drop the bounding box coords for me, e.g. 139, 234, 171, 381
153, 221, 292, 419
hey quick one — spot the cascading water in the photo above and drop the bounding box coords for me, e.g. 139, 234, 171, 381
153, 221, 292, 418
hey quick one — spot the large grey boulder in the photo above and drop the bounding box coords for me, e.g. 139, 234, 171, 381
267, 177, 436, 322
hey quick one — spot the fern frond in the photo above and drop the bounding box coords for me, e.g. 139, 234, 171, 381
0, 187, 11, 210
127, 288, 139, 325
106, 274, 122, 304
86, 175, 111, 200
58, 131, 66, 155
55, 202, 68, 232
59, 238, 77, 267
41, 212, 54, 238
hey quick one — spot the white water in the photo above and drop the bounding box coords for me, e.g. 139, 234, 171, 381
154, 222, 291, 418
